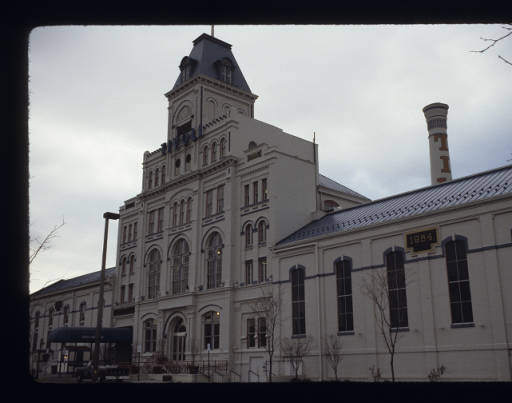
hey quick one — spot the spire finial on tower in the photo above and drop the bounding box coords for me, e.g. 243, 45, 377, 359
211, 25, 215, 37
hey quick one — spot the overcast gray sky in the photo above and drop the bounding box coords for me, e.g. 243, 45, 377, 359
28, 25, 512, 294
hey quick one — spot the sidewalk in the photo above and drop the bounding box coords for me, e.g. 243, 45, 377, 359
35, 374, 78, 383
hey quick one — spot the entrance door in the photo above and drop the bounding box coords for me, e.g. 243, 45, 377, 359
169, 318, 187, 361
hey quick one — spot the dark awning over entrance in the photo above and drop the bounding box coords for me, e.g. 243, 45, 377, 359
48, 327, 132, 343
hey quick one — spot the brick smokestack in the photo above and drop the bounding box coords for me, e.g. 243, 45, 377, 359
423, 103, 452, 185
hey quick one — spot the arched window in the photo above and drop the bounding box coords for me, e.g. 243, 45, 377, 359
245, 224, 253, 248
258, 221, 267, 245
386, 250, 408, 328
32, 330, 38, 351
206, 232, 223, 289
129, 255, 135, 274
336, 258, 353, 332
186, 197, 192, 224
79, 302, 86, 326
203, 311, 220, 349
220, 138, 226, 158
172, 202, 178, 227
48, 307, 54, 330
144, 319, 157, 353
179, 199, 185, 225
291, 266, 306, 335
445, 239, 473, 324
34, 311, 40, 329
203, 146, 209, 167
121, 256, 127, 276
147, 249, 161, 299
128, 224, 133, 241
155, 168, 160, 187
161, 166, 165, 185
211, 142, 217, 162
185, 154, 191, 172
148, 171, 153, 189
63, 305, 69, 326
171, 239, 190, 295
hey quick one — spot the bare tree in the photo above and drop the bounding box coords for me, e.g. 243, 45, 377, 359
29, 218, 66, 264
361, 269, 401, 382
280, 336, 313, 380
471, 24, 512, 66
249, 287, 281, 382
324, 334, 343, 381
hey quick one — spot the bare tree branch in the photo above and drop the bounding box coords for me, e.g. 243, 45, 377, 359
29, 218, 66, 264
471, 24, 512, 67
281, 336, 313, 380
324, 334, 342, 381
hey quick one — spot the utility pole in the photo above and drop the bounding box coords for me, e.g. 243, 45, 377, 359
92, 212, 120, 381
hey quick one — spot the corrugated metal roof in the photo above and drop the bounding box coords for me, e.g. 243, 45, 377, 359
171, 33, 252, 93
31, 267, 116, 298
319, 174, 370, 200
277, 164, 512, 246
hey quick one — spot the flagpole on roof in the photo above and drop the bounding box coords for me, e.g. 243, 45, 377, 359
211, 25, 214, 37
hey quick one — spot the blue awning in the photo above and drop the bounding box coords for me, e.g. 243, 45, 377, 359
48, 327, 132, 343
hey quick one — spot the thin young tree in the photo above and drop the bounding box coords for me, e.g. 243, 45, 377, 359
280, 335, 313, 380
324, 334, 343, 381
249, 286, 281, 382
29, 218, 66, 264
361, 269, 401, 382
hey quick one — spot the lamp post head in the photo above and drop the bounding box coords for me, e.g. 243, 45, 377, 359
103, 212, 120, 220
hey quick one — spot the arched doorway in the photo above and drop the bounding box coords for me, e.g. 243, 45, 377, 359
169, 317, 187, 361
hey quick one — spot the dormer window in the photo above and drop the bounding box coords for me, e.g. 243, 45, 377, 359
216, 58, 234, 85
179, 57, 196, 84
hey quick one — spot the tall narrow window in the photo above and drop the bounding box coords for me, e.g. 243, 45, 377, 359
155, 168, 159, 187
79, 302, 86, 326
220, 138, 226, 158
245, 224, 253, 248
172, 202, 178, 227
205, 189, 213, 217
185, 154, 191, 172
171, 239, 190, 295
336, 258, 354, 332
35, 311, 40, 329
244, 184, 250, 206
120, 285, 126, 304
144, 319, 157, 353
262, 179, 268, 201
258, 317, 267, 348
253, 181, 259, 204
129, 255, 135, 274
211, 142, 217, 162
161, 166, 165, 185
147, 249, 161, 299
247, 318, 256, 348
148, 171, 153, 190
386, 250, 408, 328
291, 266, 306, 335
48, 307, 54, 330
206, 232, 223, 289
128, 283, 134, 302
157, 207, 164, 232
203, 311, 220, 349
258, 221, 267, 244
203, 146, 209, 167
179, 199, 185, 225
63, 305, 69, 326
186, 197, 192, 224
445, 240, 473, 324
128, 224, 133, 241
133, 222, 138, 240
217, 185, 224, 213
245, 260, 253, 285
258, 257, 267, 282
121, 256, 126, 276
175, 159, 181, 176
123, 226, 127, 243
148, 210, 155, 234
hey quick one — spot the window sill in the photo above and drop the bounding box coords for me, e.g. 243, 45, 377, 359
337, 330, 355, 336
451, 322, 475, 329
291, 334, 307, 339
390, 327, 409, 333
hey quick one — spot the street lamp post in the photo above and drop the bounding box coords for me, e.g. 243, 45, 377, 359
92, 212, 120, 381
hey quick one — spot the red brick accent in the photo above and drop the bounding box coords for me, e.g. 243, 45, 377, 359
437, 177, 447, 183
440, 155, 451, 173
